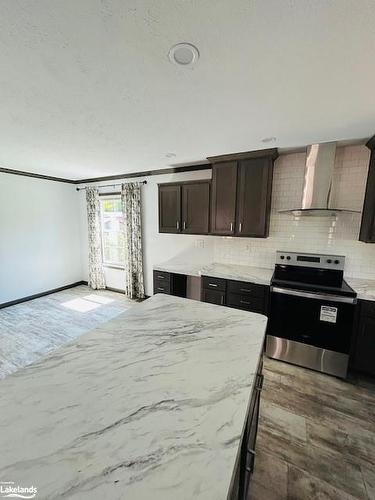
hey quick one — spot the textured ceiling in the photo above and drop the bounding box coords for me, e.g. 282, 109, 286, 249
0, 0, 374, 180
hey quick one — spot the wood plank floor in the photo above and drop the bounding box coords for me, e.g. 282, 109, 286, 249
249, 356, 375, 500
0, 285, 134, 379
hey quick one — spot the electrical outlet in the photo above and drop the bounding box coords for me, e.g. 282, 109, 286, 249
195, 239, 205, 249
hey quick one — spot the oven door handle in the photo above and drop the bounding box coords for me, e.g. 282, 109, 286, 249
271, 286, 357, 304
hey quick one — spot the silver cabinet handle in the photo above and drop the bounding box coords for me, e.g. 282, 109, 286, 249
230, 222, 233, 232
221, 295, 224, 305
246, 448, 256, 473
208, 283, 218, 287
157, 275, 165, 279
256, 374, 264, 391
157, 287, 165, 291
240, 288, 252, 293
183, 221, 186, 230
176, 220, 180, 230
240, 300, 250, 305
239, 222, 242, 232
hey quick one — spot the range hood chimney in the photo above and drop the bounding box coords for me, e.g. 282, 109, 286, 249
280, 142, 360, 216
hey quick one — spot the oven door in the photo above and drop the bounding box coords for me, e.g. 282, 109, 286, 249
268, 287, 356, 354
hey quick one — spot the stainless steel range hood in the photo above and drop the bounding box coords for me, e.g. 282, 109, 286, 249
279, 142, 360, 216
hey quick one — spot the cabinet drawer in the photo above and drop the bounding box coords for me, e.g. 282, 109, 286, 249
202, 276, 227, 292
227, 293, 265, 313
227, 280, 265, 298
361, 300, 375, 317
153, 270, 170, 282
202, 288, 226, 306
154, 279, 171, 294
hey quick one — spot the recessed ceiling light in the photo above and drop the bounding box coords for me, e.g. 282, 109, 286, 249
261, 136, 277, 143
165, 152, 176, 158
168, 43, 199, 66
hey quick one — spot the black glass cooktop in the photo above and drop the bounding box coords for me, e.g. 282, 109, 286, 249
271, 264, 357, 298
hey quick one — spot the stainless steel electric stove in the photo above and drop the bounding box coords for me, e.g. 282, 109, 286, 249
266, 251, 357, 378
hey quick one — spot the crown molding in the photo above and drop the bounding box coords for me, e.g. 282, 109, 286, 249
0, 164, 212, 185
0, 166, 75, 184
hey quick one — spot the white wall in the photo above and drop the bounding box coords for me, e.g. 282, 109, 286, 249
0, 174, 82, 304
79, 169, 214, 296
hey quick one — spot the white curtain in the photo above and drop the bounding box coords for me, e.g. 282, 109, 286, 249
121, 182, 145, 299
86, 187, 106, 290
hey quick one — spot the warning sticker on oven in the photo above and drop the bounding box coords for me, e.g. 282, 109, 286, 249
320, 306, 338, 323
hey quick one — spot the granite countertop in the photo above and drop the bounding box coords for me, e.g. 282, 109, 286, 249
0, 294, 267, 500
200, 262, 273, 286
154, 260, 203, 277
153, 259, 375, 301
154, 260, 273, 285
347, 277, 375, 302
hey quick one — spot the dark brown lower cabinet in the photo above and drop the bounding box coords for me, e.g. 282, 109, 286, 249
227, 280, 268, 314
352, 300, 375, 376
201, 276, 269, 315
153, 270, 186, 297
201, 276, 227, 305
228, 356, 263, 500
201, 288, 226, 305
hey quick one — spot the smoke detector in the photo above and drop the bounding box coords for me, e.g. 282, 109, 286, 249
168, 43, 199, 66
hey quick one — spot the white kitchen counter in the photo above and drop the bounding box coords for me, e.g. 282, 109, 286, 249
154, 260, 203, 277
154, 259, 375, 301
0, 294, 267, 500
347, 277, 375, 302
201, 262, 273, 286
154, 260, 273, 285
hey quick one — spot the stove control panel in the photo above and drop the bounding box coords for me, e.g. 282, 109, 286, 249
276, 251, 345, 271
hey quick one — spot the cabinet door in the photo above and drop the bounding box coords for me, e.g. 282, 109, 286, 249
210, 161, 238, 235
353, 301, 375, 376
359, 147, 375, 243
201, 288, 226, 306
153, 270, 171, 295
236, 158, 273, 238
182, 182, 210, 234
158, 185, 181, 233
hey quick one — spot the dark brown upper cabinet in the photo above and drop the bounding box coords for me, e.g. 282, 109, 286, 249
359, 136, 375, 243
181, 181, 210, 234
236, 157, 274, 237
158, 181, 210, 235
210, 161, 238, 235
208, 148, 278, 238
158, 184, 181, 233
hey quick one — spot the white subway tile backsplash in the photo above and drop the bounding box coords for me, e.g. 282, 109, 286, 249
214, 145, 375, 279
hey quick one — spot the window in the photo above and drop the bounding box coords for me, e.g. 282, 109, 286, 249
100, 196, 125, 268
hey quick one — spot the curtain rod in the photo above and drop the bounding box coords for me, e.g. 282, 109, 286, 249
76, 180, 147, 191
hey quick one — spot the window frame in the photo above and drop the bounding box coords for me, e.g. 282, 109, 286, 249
99, 194, 125, 270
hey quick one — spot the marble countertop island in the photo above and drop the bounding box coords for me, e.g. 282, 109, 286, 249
0, 294, 267, 500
